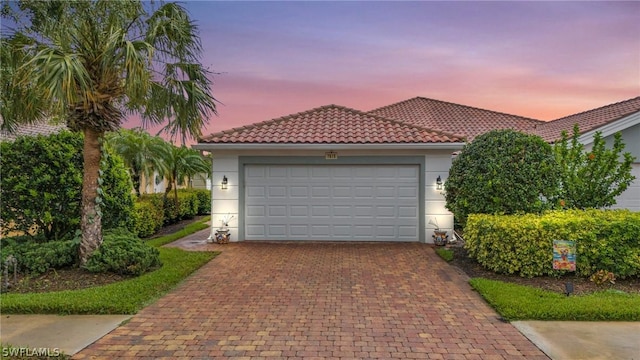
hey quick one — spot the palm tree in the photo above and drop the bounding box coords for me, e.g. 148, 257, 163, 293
1, 1, 216, 264
164, 145, 210, 202
106, 128, 170, 196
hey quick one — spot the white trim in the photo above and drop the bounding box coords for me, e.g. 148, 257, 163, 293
193, 143, 466, 151
578, 111, 640, 145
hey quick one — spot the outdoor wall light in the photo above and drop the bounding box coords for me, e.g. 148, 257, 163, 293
436, 175, 443, 190
221, 175, 228, 190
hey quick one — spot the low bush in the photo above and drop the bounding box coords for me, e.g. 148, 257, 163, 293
132, 199, 164, 238
0, 240, 77, 276
83, 233, 161, 276
185, 189, 211, 215
465, 210, 640, 278
176, 191, 198, 220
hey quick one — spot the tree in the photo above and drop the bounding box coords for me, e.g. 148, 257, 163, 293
105, 128, 170, 196
164, 145, 210, 202
1, 1, 216, 264
444, 130, 559, 227
553, 125, 635, 209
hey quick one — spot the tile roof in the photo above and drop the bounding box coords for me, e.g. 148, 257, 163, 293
369, 97, 544, 140
0, 119, 67, 142
200, 105, 464, 144
536, 96, 640, 142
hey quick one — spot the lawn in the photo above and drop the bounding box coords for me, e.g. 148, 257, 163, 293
0, 219, 217, 315
470, 278, 640, 321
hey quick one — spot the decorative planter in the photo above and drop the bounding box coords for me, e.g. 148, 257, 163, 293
215, 229, 231, 244
432, 230, 449, 246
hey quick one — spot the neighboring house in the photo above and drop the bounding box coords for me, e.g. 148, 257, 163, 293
0, 119, 67, 142
193, 95, 640, 243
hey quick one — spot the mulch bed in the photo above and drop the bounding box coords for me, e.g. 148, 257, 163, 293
1, 216, 208, 294
446, 245, 640, 296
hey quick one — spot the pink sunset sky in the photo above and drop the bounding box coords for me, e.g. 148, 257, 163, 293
125, 1, 640, 143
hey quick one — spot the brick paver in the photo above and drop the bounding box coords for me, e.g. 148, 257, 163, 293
74, 233, 547, 359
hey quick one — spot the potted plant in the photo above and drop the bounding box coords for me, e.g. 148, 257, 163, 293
215, 214, 234, 244
428, 218, 449, 246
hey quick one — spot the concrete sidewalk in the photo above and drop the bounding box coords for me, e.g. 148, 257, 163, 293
0, 314, 131, 356
1, 315, 638, 359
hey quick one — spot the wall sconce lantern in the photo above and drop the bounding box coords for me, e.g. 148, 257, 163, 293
436, 175, 443, 190
221, 175, 228, 190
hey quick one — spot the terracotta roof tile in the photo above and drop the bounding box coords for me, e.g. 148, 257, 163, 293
536, 96, 640, 142
369, 97, 544, 140
199, 105, 464, 144
0, 119, 67, 142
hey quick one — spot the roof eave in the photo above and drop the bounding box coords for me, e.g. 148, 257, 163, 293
577, 110, 640, 145
192, 142, 466, 151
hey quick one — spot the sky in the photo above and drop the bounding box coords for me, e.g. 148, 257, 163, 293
124, 1, 640, 143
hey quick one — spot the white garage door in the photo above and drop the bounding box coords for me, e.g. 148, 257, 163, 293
614, 163, 640, 211
244, 164, 420, 241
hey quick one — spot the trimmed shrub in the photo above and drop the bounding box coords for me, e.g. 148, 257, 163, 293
176, 190, 198, 220
445, 129, 559, 227
83, 233, 161, 276
132, 200, 164, 238
185, 189, 211, 215
0, 239, 77, 276
100, 148, 136, 231
1, 131, 135, 240
465, 210, 640, 278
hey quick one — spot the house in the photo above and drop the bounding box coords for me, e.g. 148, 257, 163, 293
0, 119, 66, 142
193, 96, 640, 243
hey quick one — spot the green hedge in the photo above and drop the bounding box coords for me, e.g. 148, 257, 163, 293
184, 189, 211, 215
133, 190, 210, 237
465, 209, 640, 278
132, 200, 164, 238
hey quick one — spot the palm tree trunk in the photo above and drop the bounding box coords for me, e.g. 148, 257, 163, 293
79, 127, 104, 265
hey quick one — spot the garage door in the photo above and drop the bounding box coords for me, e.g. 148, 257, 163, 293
244, 164, 420, 241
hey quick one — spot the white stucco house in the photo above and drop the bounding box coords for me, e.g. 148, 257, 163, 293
193, 96, 640, 243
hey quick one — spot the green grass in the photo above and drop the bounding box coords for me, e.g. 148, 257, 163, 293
0, 218, 217, 315
470, 278, 640, 321
435, 247, 454, 262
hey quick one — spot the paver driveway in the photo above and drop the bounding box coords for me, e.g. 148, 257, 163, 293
75, 238, 547, 359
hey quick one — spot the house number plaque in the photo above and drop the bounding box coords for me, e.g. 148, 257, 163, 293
325, 151, 338, 160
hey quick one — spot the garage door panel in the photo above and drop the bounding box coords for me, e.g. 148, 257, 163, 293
290, 186, 309, 198
268, 186, 286, 198
311, 205, 330, 217
245, 164, 419, 241
311, 186, 331, 198
398, 206, 418, 218
267, 225, 286, 236
268, 205, 287, 217
246, 224, 266, 237
354, 186, 374, 198
246, 186, 265, 197
332, 186, 352, 198
290, 225, 308, 236
398, 186, 418, 198
246, 205, 266, 217
289, 205, 308, 217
